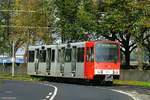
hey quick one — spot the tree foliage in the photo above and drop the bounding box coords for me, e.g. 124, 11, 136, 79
55, 0, 81, 43
0, 0, 54, 55
96, 0, 150, 67
12, 0, 53, 44
0, 0, 150, 67
0, 0, 12, 55
76, 0, 98, 40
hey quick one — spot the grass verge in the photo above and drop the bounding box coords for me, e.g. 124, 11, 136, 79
114, 80, 150, 87
1, 73, 150, 88
0, 73, 40, 82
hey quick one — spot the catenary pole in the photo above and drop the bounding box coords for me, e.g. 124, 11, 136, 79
12, 40, 15, 77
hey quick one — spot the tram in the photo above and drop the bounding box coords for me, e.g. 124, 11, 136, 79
27, 40, 120, 83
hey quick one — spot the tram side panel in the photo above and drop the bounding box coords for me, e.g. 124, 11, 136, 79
45, 47, 51, 75
63, 48, 72, 77
69, 43, 85, 78
75, 47, 84, 78
38, 47, 47, 75
55, 46, 65, 77
84, 42, 95, 80
50, 48, 57, 76
55, 48, 61, 77
55, 43, 85, 78
28, 46, 41, 75
64, 45, 85, 78
27, 50, 35, 75
43, 45, 58, 76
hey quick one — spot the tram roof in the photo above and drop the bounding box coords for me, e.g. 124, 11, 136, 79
29, 42, 86, 49
28, 40, 119, 50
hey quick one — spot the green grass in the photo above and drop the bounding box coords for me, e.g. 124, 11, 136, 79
0, 73, 40, 82
114, 80, 150, 87
1, 73, 150, 88
0, 80, 2, 87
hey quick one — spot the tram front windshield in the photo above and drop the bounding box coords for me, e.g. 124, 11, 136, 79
95, 43, 118, 62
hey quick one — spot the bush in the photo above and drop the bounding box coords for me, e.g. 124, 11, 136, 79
143, 63, 150, 70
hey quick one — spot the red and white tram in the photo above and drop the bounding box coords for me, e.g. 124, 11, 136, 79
27, 40, 120, 83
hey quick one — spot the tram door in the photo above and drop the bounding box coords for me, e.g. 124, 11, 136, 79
35, 48, 39, 74
85, 43, 94, 79
71, 46, 77, 77
46, 48, 51, 75
60, 47, 65, 76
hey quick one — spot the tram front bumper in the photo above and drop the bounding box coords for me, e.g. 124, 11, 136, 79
94, 69, 120, 75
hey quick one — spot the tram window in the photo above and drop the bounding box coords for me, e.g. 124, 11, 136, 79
51, 49, 55, 62
28, 51, 35, 62
77, 48, 84, 62
86, 47, 94, 62
39, 50, 46, 62
65, 49, 72, 62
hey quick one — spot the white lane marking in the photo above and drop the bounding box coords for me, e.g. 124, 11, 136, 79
46, 96, 50, 99
1, 97, 16, 100
5, 91, 12, 94
95, 87, 137, 100
40, 83, 58, 100
48, 92, 52, 95
111, 89, 137, 100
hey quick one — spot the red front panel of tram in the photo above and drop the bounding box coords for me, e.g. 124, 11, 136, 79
94, 62, 120, 75
84, 41, 120, 80
84, 41, 95, 79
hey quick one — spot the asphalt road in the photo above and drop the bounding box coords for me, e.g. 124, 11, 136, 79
0, 80, 134, 100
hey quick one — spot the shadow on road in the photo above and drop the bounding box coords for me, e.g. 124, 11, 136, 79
31, 75, 117, 87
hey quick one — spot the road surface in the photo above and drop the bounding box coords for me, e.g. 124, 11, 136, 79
0, 80, 134, 100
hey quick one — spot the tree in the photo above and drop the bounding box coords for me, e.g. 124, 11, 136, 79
0, 0, 12, 55
55, 0, 81, 43
76, 0, 98, 41
0, 0, 54, 62
132, 0, 150, 64
7, 0, 54, 54
143, 30, 150, 64
96, 0, 150, 68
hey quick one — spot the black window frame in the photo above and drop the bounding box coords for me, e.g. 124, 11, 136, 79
86, 47, 94, 62
65, 48, 72, 62
28, 50, 35, 62
77, 47, 84, 62
39, 49, 46, 62
51, 49, 55, 62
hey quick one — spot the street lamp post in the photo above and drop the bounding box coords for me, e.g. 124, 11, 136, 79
12, 40, 15, 77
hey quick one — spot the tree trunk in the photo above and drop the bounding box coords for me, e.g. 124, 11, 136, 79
124, 48, 130, 69
24, 44, 29, 63
6, 0, 11, 38
149, 52, 150, 64
137, 45, 144, 70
